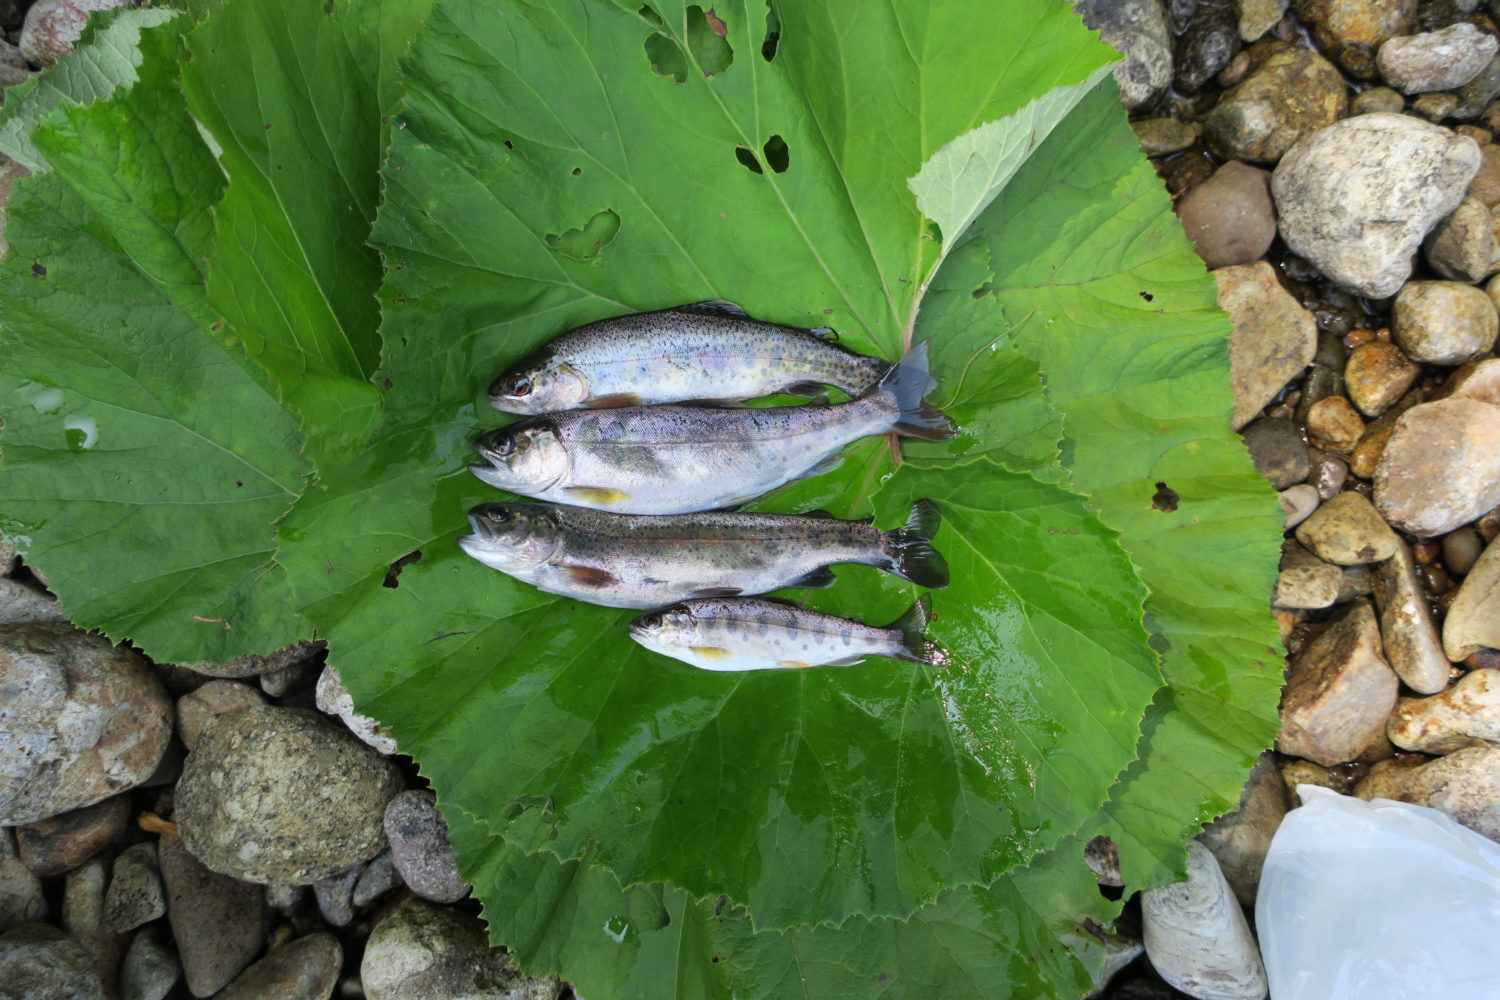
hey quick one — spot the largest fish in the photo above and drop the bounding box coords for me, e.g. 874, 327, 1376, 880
470, 342, 954, 515
488, 301, 890, 414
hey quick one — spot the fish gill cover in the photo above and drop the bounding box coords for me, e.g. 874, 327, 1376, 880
0, 0, 1282, 996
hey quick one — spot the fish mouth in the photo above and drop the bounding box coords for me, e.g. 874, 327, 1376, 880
469, 462, 519, 491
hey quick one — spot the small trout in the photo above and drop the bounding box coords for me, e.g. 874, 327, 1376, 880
457, 500, 948, 609
470, 341, 954, 514
629, 596, 937, 672
487, 301, 889, 414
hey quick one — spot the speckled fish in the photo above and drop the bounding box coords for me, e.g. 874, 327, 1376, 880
470, 342, 954, 514
457, 499, 948, 609
629, 596, 937, 671
487, 301, 889, 414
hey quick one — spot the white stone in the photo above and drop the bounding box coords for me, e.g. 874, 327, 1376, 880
1142, 840, 1268, 1000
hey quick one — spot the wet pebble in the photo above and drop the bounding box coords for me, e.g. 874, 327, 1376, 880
177, 705, 403, 884
1204, 40, 1347, 164
1279, 484, 1321, 529
1356, 743, 1500, 840
1310, 450, 1349, 499
1175, 0, 1241, 91
1443, 535, 1499, 660
1280, 758, 1351, 800
104, 842, 164, 934
1179, 161, 1277, 268
1345, 340, 1420, 416
1071, 0, 1174, 109
1388, 668, 1500, 753
1274, 539, 1344, 608
1305, 395, 1365, 452
1295, 490, 1399, 564
385, 790, 469, 905
1278, 599, 1400, 764
361, 898, 562, 1000
1377, 21, 1498, 93
1239, 0, 1289, 42
216, 932, 342, 1000
0, 623, 171, 826
1374, 397, 1500, 535
18, 0, 128, 67
1443, 525, 1484, 575
315, 665, 397, 755
1349, 384, 1424, 477
1272, 113, 1480, 298
0, 922, 104, 1000
0, 829, 45, 933
1242, 416, 1312, 489
1423, 198, 1499, 284
1395, 281, 1500, 367
1351, 85, 1406, 114
1371, 540, 1454, 695
120, 926, 178, 1000
176, 680, 265, 751
1218, 262, 1319, 428
1131, 117, 1201, 156
1413, 91, 1461, 120
14, 793, 130, 876
1198, 753, 1289, 906
1293, 0, 1418, 79
158, 835, 266, 996
1140, 840, 1267, 1000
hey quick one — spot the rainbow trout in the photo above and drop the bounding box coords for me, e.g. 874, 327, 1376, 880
457, 500, 948, 609
629, 596, 937, 671
470, 342, 954, 514
487, 301, 889, 414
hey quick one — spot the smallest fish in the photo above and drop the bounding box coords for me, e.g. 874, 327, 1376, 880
629, 597, 937, 672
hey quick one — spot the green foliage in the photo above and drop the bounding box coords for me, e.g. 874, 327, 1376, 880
0, 0, 1282, 995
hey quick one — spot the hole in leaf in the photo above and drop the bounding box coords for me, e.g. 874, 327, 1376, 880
31, 263, 45, 278
734, 146, 763, 174
1151, 481, 1179, 513
383, 549, 423, 589
1139, 290, 1154, 302
545, 209, 621, 262
644, 31, 688, 83
762, 134, 789, 172
570, 167, 582, 176
762, 2, 779, 60
503, 139, 514, 150
686, 5, 733, 75
637, 3, 663, 27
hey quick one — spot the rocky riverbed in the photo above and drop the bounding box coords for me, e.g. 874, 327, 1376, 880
2, 1, 1499, 999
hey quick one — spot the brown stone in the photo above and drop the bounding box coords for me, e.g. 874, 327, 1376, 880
176, 681, 265, 751
1305, 395, 1365, 452
1292, 0, 1417, 79
1470, 144, 1500, 207
1374, 397, 1500, 536
1345, 341, 1420, 416
1349, 385, 1425, 478
1274, 539, 1344, 609
1217, 262, 1319, 428
1295, 491, 1400, 565
1372, 540, 1453, 694
215, 933, 341, 1000
1198, 754, 1288, 906
14, 794, 130, 877
1444, 536, 1500, 661
1355, 744, 1500, 841
1389, 668, 1500, 753
158, 836, 266, 996
1179, 161, 1277, 268
1277, 600, 1400, 765
1204, 41, 1348, 163
1424, 200, 1500, 284
1436, 358, 1500, 406
1393, 279, 1499, 363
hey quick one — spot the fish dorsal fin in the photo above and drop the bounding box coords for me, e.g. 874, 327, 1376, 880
678, 299, 748, 318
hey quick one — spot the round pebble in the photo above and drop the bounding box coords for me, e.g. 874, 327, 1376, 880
177, 705, 403, 884
1175, 1, 1241, 91
362, 899, 561, 1000
1178, 161, 1276, 268
1443, 536, 1500, 660
1294, 0, 1417, 79
1140, 841, 1267, 1000
1305, 395, 1365, 452
176, 680, 265, 751
1243, 416, 1312, 489
216, 933, 342, 1000
1072, 0, 1174, 109
1217, 261, 1319, 429
1277, 599, 1399, 766
1388, 668, 1500, 753
1393, 280, 1499, 364
385, 791, 469, 905
14, 793, 130, 876
0, 923, 104, 999
1443, 525, 1484, 575
1279, 484, 1321, 529
1468, 144, 1500, 207
1375, 397, 1500, 536
1356, 744, 1500, 841
1203, 41, 1347, 164
1377, 22, 1498, 94
1423, 197, 1498, 284
1294, 490, 1399, 565
103, 842, 164, 934
1132, 117, 1202, 157
1351, 85, 1405, 115
158, 835, 266, 996
119, 927, 178, 1000
1344, 341, 1419, 416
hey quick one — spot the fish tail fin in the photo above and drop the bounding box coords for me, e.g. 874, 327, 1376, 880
882, 499, 949, 589
885, 595, 938, 665
872, 341, 956, 440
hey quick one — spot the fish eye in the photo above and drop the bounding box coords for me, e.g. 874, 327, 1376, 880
509, 376, 532, 398
641, 613, 663, 630
490, 431, 514, 456
489, 508, 512, 523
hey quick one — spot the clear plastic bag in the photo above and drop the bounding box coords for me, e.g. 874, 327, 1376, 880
1256, 784, 1500, 1000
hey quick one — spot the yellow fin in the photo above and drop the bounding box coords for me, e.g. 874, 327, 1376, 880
565, 486, 630, 505
690, 646, 733, 660
778, 659, 812, 670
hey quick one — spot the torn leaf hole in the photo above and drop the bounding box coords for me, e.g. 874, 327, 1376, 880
761, 2, 779, 60
570, 167, 582, 176
637, 3, 664, 27
686, 5, 733, 75
545, 208, 621, 262
1151, 481, 1179, 513
644, 30, 688, 83
734, 146, 763, 174
384, 549, 423, 589
762, 134, 789, 173
503, 139, 515, 150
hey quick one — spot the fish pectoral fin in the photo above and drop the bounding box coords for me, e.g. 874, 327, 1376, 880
586, 393, 643, 408
786, 566, 836, 589
777, 659, 813, 669
690, 645, 734, 660
782, 381, 829, 397
564, 486, 631, 505
679, 299, 748, 317
688, 586, 743, 599
822, 655, 867, 667
802, 453, 844, 479
563, 565, 618, 588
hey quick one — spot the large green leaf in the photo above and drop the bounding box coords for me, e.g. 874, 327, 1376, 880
309, 0, 1162, 929
0, 21, 310, 660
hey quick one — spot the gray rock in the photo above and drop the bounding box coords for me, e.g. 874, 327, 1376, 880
215, 933, 342, 1000
1279, 484, 1321, 530
1204, 41, 1348, 165
1395, 279, 1499, 366
1424, 198, 1500, 284
1179, 162, 1276, 269
120, 927, 178, 1000
1242, 416, 1312, 489
1444, 535, 1499, 660
176, 680, 265, 751
176, 705, 403, 884
1388, 667, 1500, 752
105, 842, 165, 934
313, 864, 360, 928
0, 923, 104, 1000
258, 659, 320, 699
175, 640, 323, 680
1272, 113, 1481, 298
1412, 90, 1461, 120
158, 835, 266, 996
1239, 0, 1290, 41
352, 850, 402, 910
1356, 743, 1500, 840
0, 578, 67, 626
1140, 841, 1268, 1000
1372, 540, 1453, 693
1085, 932, 1146, 999
1274, 539, 1344, 609
18, 0, 128, 67
314, 666, 397, 755
1218, 263, 1318, 429
264, 882, 306, 917
1293, 0, 1417, 79
1071, 0, 1174, 109
1277, 600, 1400, 765
1351, 85, 1406, 114
1294, 491, 1400, 565
63, 858, 125, 997
1378, 22, 1498, 93
0, 829, 44, 933
15, 793, 131, 876
1175, 1, 1241, 91
1455, 52, 1500, 120
0, 624, 172, 826
1375, 398, 1500, 535
1444, 525, 1485, 575
361, 899, 562, 1000
385, 791, 469, 905
1131, 117, 1201, 156
1199, 753, 1289, 907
